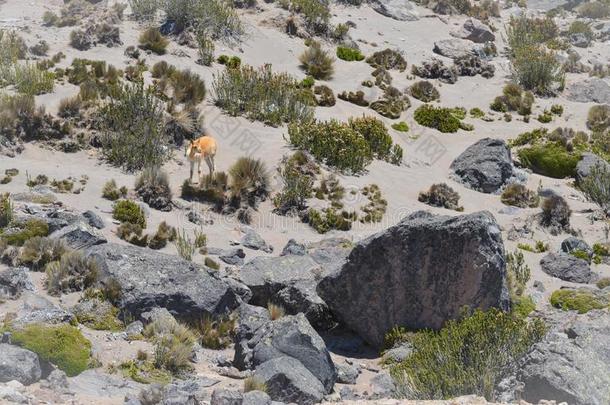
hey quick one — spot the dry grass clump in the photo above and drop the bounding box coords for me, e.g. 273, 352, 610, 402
18, 237, 68, 271
135, 166, 173, 212
299, 41, 334, 80
46, 251, 98, 296
139, 27, 169, 55
418, 183, 463, 211
229, 157, 270, 208
102, 179, 128, 201
540, 195, 571, 234
267, 302, 285, 320
366, 48, 407, 71
409, 80, 440, 102
501, 183, 540, 208
196, 315, 235, 349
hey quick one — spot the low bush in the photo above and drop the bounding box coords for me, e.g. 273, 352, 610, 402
313, 85, 335, 106
244, 377, 268, 393
490, 84, 534, 115
10, 324, 92, 376
112, 200, 146, 228
273, 153, 316, 214
168, 69, 206, 106
286, 0, 331, 34
336, 46, 364, 62
537, 110, 553, 123
195, 29, 214, 66
12, 63, 55, 95
0, 193, 14, 229
2, 219, 49, 246
579, 163, 610, 213
366, 48, 406, 71
586, 104, 610, 133
135, 166, 172, 212
196, 315, 235, 349
212, 64, 314, 126
46, 251, 98, 295
117, 222, 148, 247
409, 81, 440, 102
58, 96, 83, 119
18, 236, 68, 271
389, 308, 545, 400
29, 40, 49, 57
70, 29, 93, 51
469, 107, 485, 118
577, 1, 610, 18
139, 27, 168, 55
180, 173, 228, 210
501, 183, 540, 208
370, 86, 410, 119
229, 157, 270, 207
338, 90, 369, 106
540, 194, 571, 233
148, 221, 177, 250
392, 121, 409, 132
597, 277, 610, 289
517, 143, 580, 178
359, 184, 387, 223
418, 183, 463, 211
511, 44, 563, 95
413, 104, 462, 133
102, 179, 128, 201
162, 0, 244, 41
217, 55, 241, 69
550, 288, 609, 313
299, 41, 334, 80
306, 208, 353, 233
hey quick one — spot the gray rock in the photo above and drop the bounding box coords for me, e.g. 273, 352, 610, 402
234, 304, 271, 371
69, 369, 144, 399
219, 248, 246, 266
239, 255, 333, 329
82, 210, 105, 229
336, 363, 359, 385
515, 310, 610, 405
540, 253, 594, 283
371, 0, 419, 21
433, 38, 484, 60
566, 78, 610, 104
306, 238, 352, 273
560, 237, 593, 258
0, 267, 34, 299
317, 211, 510, 347
243, 390, 272, 405
281, 239, 307, 256
569, 32, 590, 48
211, 388, 243, 405
0, 381, 29, 404
451, 138, 514, 193
0, 344, 41, 385
126, 321, 144, 339
575, 153, 610, 185
234, 313, 336, 393
253, 357, 325, 405
450, 18, 495, 43
11, 292, 75, 328
50, 221, 107, 250
87, 243, 250, 321
162, 379, 203, 405
40, 369, 69, 393
382, 342, 413, 363
370, 371, 396, 399
241, 227, 273, 253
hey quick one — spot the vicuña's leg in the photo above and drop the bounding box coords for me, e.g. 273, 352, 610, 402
209, 155, 216, 175
205, 155, 215, 176
189, 160, 194, 182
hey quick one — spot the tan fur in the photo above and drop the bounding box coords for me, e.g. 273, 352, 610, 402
186, 135, 217, 182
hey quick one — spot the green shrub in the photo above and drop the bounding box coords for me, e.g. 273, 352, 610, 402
507, 15, 557, 50
506, 250, 530, 298
359, 184, 387, 223
418, 183, 463, 211
139, 27, 168, 54
100, 82, 170, 171
413, 104, 462, 133
537, 110, 553, 123
128, 0, 159, 20
163, 0, 244, 41
169, 69, 206, 105
46, 251, 98, 295
336, 46, 364, 62
366, 48, 406, 71
299, 41, 334, 80
550, 289, 609, 313
348, 116, 393, 161
18, 237, 68, 271
390, 308, 545, 400
490, 84, 534, 115
550, 104, 564, 116
392, 121, 409, 132
0, 193, 13, 229
73, 299, 123, 331
306, 208, 353, 233
173, 229, 196, 261
383, 326, 411, 351
11, 324, 91, 376
217, 55, 241, 69
12, 63, 55, 95
287, 0, 331, 33
313, 84, 335, 107
102, 179, 127, 201
148, 221, 177, 250
518, 143, 580, 178
501, 183, 540, 208
273, 153, 315, 214
2, 219, 49, 246
212, 64, 314, 126
409, 81, 439, 102
135, 166, 172, 211
195, 29, 214, 66
469, 107, 485, 118
579, 163, 610, 213
511, 44, 563, 95
113, 200, 146, 228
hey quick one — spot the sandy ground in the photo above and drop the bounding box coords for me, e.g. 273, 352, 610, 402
1, 0, 609, 403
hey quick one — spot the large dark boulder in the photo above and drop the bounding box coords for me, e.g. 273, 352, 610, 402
239, 255, 334, 329
317, 211, 510, 347
0, 344, 42, 385
540, 253, 595, 283
86, 243, 250, 321
50, 221, 107, 250
253, 357, 325, 405
450, 138, 514, 193
511, 310, 610, 404
233, 313, 336, 393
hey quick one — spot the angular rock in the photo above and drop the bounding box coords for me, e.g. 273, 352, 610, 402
239, 255, 333, 329
234, 313, 337, 393
219, 248, 246, 266
82, 210, 105, 229
318, 211, 510, 347
540, 253, 594, 283
211, 388, 242, 405
450, 138, 514, 193
253, 357, 325, 405
0, 344, 41, 385
0, 380, 29, 404
336, 363, 359, 385
560, 237, 592, 258
433, 38, 484, 59
87, 243, 250, 321
40, 369, 70, 393
566, 78, 610, 104
50, 221, 107, 250
281, 239, 307, 256
382, 342, 413, 363
575, 153, 610, 185
241, 227, 273, 253
370, 371, 397, 399
69, 369, 144, 399
243, 390, 272, 405
11, 292, 75, 328
126, 321, 144, 339
0, 267, 34, 299
450, 18, 495, 43
371, 0, 419, 21
515, 310, 610, 405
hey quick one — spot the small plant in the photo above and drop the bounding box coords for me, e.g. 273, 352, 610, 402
46, 251, 98, 295
139, 27, 168, 55
336, 46, 364, 62
229, 157, 270, 207
506, 250, 531, 298
392, 121, 409, 132
540, 195, 571, 234
0, 193, 13, 228
313, 85, 335, 107
550, 288, 609, 313
383, 326, 410, 351
517, 143, 580, 179
413, 104, 462, 133
306, 207, 353, 233
148, 221, 177, 250
267, 302, 285, 320
597, 277, 610, 289
244, 376, 268, 393
217, 55, 241, 69
10, 324, 92, 376
469, 107, 485, 118
580, 163, 610, 214
550, 104, 563, 116
2, 218, 49, 246
102, 179, 128, 201
196, 315, 235, 349
501, 183, 540, 208
70, 29, 92, 51
174, 229, 196, 261
299, 41, 334, 80
366, 48, 406, 71
418, 183, 463, 211
490, 84, 534, 115
537, 110, 553, 123
135, 166, 172, 212
195, 29, 215, 66
586, 105, 610, 133
117, 222, 148, 246
18, 237, 68, 271
360, 184, 387, 223
273, 152, 315, 215
409, 81, 439, 102
113, 200, 146, 228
